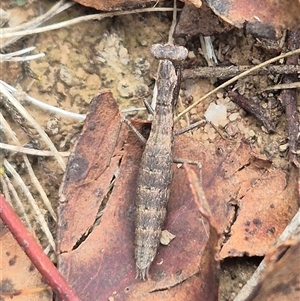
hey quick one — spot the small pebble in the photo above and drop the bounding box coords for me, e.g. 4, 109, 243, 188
226, 101, 239, 112
248, 130, 256, 137
216, 98, 225, 105
261, 126, 269, 133
117, 80, 135, 98
219, 118, 229, 128
216, 92, 223, 99
279, 143, 289, 152
203, 140, 210, 147
56, 82, 66, 95
179, 119, 187, 129
225, 122, 239, 137
160, 230, 176, 245
257, 135, 262, 146
204, 103, 227, 126
188, 51, 196, 59
46, 118, 59, 135
228, 112, 240, 121
208, 133, 217, 140
59, 65, 73, 86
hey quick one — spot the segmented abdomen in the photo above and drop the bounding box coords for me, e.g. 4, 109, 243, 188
135, 136, 173, 280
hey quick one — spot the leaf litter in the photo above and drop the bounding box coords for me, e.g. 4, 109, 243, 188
57, 91, 298, 301
1, 1, 298, 297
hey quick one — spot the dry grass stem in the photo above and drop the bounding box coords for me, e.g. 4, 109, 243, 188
0, 83, 66, 170
262, 81, 300, 91
1, 80, 86, 121
1, 0, 74, 49
1, 113, 57, 222
1, 7, 176, 40
0, 46, 44, 62
4, 159, 55, 250
1, 173, 33, 229
0, 142, 70, 157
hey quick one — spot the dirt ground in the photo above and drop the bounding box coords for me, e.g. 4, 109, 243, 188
1, 1, 298, 300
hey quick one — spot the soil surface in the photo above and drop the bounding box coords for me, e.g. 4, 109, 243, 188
1, 1, 297, 300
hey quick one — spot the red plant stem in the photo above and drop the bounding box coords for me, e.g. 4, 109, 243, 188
0, 193, 81, 301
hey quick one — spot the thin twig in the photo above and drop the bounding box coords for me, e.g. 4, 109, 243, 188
228, 91, 276, 133
279, 30, 300, 166
262, 82, 300, 91
183, 65, 300, 79
1, 0, 73, 34
168, 0, 177, 45
1, 53, 45, 62
1, 80, 146, 120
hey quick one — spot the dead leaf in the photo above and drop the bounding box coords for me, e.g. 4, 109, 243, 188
57, 91, 298, 300
220, 164, 299, 259
0, 221, 52, 301
175, 2, 232, 38
184, 164, 221, 301
72, 0, 157, 11
245, 239, 300, 301
206, 0, 300, 39
57, 91, 125, 252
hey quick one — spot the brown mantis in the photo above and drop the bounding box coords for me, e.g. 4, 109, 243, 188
123, 43, 202, 280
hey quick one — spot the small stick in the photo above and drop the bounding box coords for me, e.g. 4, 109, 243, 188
183, 65, 300, 80
228, 91, 276, 133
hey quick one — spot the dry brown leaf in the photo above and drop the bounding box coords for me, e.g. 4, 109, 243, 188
72, 0, 156, 11
206, 0, 300, 39
0, 222, 52, 301
245, 239, 300, 301
220, 165, 299, 259
57, 91, 125, 252
184, 164, 221, 301
175, 2, 232, 37
57, 91, 298, 300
